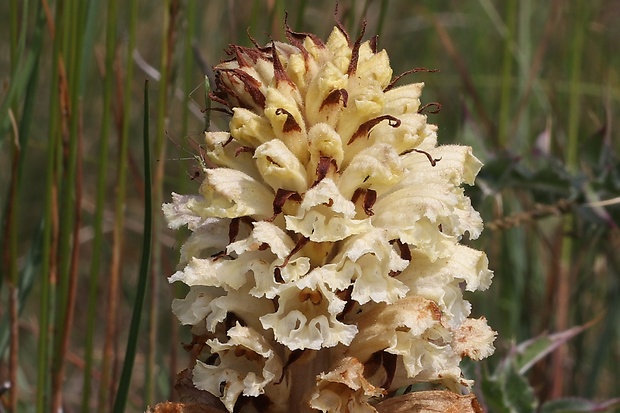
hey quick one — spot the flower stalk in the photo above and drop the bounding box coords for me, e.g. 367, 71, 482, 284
162, 20, 495, 413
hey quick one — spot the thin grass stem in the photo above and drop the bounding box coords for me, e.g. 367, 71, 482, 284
98, 0, 138, 409
81, 0, 117, 410
113, 80, 152, 413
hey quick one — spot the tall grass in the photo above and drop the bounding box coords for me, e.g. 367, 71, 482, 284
1, 1, 619, 411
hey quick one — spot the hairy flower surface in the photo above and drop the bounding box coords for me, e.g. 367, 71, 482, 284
164, 21, 495, 413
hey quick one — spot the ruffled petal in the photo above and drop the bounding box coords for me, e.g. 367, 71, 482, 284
308, 357, 385, 413
193, 324, 285, 412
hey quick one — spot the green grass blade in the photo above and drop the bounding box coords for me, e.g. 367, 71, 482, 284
81, 0, 117, 410
113, 79, 152, 413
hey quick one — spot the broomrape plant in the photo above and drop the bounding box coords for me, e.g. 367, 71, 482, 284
163, 20, 496, 413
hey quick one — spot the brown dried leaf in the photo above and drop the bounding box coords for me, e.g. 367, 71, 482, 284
374, 390, 483, 413
146, 401, 226, 413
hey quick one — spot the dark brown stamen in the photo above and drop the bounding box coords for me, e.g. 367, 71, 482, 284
319, 88, 348, 111
271, 43, 294, 87
218, 68, 266, 109
273, 267, 284, 284
334, 5, 351, 46
384, 68, 440, 92
312, 156, 337, 187
399, 147, 442, 166
351, 187, 364, 204
269, 189, 302, 221
347, 19, 367, 76
348, 115, 401, 145
395, 239, 412, 261
275, 108, 302, 133
284, 12, 325, 50
418, 102, 442, 114
363, 188, 377, 216
278, 236, 309, 268
370, 35, 378, 54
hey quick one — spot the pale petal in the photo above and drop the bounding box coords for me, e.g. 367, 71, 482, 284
229, 108, 274, 147
193, 324, 285, 412
200, 168, 274, 219
453, 317, 496, 361
305, 62, 349, 127
285, 179, 371, 242
260, 273, 357, 350
338, 143, 403, 199
383, 83, 424, 115
254, 139, 308, 193
205, 131, 261, 180
177, 218, 231, 266
264, 87, 308, 161
335, 228, 409, 304
162, 193, 211, 231
308, 357, 385, 413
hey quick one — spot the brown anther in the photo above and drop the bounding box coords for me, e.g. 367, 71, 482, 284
284, 12, 325, 50
278, 236, 309, 268
312, 156, 337, 187
347, 19, 367, 76
363, 188, 377, 216
348, 115, 401, 145
351, 188, 364, 204
219, 68, 266, 109
269, 189, 302, 221
275, 107, 302, 133
319, 88, 348, 111
334, 5, 351, 46
395, 239, 412, 261
271, 42, 294, 87
274, 267, 284, 283
370, 35, 378, 54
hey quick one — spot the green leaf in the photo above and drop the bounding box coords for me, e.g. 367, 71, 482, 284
540, 397, 620, 413
502, 362, 538, 413
512, 323, 594, 375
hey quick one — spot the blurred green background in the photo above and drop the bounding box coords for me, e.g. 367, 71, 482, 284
1, 0, 619, 412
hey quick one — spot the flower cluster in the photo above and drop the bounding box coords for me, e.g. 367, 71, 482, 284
164, 21, 495, 413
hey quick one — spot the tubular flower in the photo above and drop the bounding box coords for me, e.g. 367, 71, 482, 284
164, 21, 495, 413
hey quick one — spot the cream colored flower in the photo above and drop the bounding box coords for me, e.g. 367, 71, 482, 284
165, 21, 495, 413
